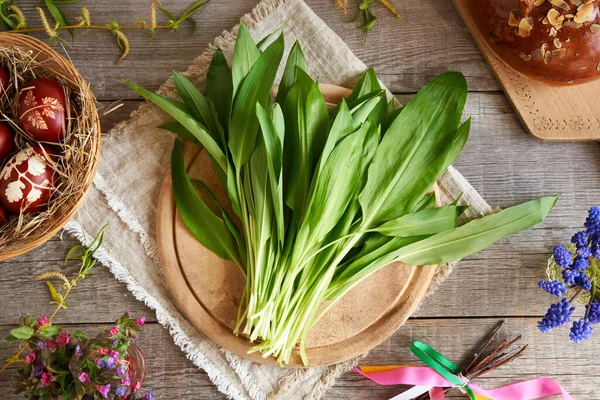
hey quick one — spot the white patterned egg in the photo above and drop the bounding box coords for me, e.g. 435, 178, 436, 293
0, 145, 56, 214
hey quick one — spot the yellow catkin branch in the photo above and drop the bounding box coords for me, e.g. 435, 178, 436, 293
7, 5, 26, 28
378, 0, 401, 19
35, 7, 57, 37
35, 271, 70, 287
81, 7, 91, 26
112, 29, 130, 64
150, 0, 158, 30
334, 0, 348, 15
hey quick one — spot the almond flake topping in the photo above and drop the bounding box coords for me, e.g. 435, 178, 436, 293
574, 3, 594, 23
518, 17, 534, 37
548, 9, 565, 27
551, 0, 570, 10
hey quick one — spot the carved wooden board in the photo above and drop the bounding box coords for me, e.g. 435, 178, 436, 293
453, 0, 600, 141
156, 84, 438, 367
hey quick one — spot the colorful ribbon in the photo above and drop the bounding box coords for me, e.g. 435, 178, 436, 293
355, 341, 574, 400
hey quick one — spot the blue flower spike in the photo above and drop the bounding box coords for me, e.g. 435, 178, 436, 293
587, 300, 600, 325
538, 280, 567, 297
572, 256, 590, 271
585, 206, 600, 235
570, 319, 593, 343
538, 298, 575, 333
571, 231, 589, 248
553, 244, 572, 268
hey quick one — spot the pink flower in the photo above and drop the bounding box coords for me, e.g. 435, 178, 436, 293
25, 353, 36, 364
78, 372, 90, 383
40, 372, 53, 386
134, 317, 146, 326
97, 383, 111, 398
45, 339, 57, 350
120, 375, 131, 386
133, 381, 141, 391
109, 326, 119, 336
55, 331, 70, 348
37, 315, 49, 328
109, 349, 120, 358
97, 348, 109, 355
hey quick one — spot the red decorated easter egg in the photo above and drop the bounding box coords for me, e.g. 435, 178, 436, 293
0, 204, 6, 224
0, 145, 56, 214
0, 122, 13, 161
0, 67, 8, 92
18, 78, 66, 143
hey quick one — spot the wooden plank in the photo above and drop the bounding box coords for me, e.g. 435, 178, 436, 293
9, 0, 500, 101
303, 0, 500, 93
0, 318, 591, 399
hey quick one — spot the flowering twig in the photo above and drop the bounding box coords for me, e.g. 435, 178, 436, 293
1, 0, 211, 63
0, 225, 107, 374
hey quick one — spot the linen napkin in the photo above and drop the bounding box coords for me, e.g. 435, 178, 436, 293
65, 0, 493, 398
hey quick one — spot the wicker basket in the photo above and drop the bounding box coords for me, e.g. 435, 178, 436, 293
0, 33, 101, 260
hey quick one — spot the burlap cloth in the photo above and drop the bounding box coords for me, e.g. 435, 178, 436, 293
64, 0, 493, 398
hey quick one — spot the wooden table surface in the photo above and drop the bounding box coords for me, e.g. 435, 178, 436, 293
1, 1, 599, 399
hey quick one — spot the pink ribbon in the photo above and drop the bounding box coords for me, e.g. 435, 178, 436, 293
355, 365, 574, 400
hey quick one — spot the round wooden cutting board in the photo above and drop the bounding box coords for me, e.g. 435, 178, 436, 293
156, 84, 438, 367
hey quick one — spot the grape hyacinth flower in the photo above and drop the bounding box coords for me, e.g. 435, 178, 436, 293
538, 280, 566, 297
537, 298, 575, 332
539, 206, 600, 343
570, 319, 593, 343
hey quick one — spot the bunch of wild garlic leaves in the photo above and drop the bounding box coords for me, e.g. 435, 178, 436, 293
125, 23, 557, 366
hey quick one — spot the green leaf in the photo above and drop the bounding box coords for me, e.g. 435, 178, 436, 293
10, 326, 34, 340
276, 40, 307, 104
179, 0, 210, 21
358, 72, 468, 226
159, 122, 200, 144
228, 34, 285, 169
64, 245, 82, 263
206, 50, 233, 132
38, 326, 61, 338
157, 6, 177, 21
298, 123, 368, 247
125, 79, 227, 175
350, 92, 383, 124
191, 179, 247, 266
45, 0, 75, 38
46, 281, 62, 304
172, 71, 223, 149
171, 140, 241, 265
227, 161, 241, 217
5, 334, 18, 342
393, 196, 559, 265
72, 330, 88, 340
231, 21, 260, 97
373, 206, 466, 237
346, 67, 381, 106
282, 71, 328, 219
256, 103, 285, 245
317, 100, 354, 175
